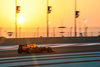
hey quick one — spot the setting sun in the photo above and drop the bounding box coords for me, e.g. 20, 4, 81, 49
17, 15, 24, 24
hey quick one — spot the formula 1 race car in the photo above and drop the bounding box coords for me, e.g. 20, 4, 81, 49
17, 44, 55, 54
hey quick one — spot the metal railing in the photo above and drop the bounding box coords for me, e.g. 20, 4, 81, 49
0, 27, 100, 38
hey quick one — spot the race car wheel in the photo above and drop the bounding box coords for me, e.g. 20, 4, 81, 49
47, 47, 52, 52
26, 48, 31, 54
18, 48, 23, 54
18, 45, 23, 54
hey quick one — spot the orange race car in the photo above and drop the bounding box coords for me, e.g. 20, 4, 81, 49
17, 44, 55, 54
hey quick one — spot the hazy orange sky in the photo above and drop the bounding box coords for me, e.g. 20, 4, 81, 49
0, 0, 100, 29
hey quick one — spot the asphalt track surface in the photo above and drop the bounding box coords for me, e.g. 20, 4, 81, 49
0, 43, 100, 67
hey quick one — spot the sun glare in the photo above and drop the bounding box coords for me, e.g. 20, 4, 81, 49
17, 15, 24, 24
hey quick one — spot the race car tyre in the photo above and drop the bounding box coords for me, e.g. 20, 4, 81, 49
18, 45, 23, 54
26, 48, 31, 54
47, 47, 52, 52
18, 48, 23, 54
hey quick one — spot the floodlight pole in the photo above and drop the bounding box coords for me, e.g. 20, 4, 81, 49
15, 0, 18, 38
47, 0, 49, 37
74, 0, 77, 37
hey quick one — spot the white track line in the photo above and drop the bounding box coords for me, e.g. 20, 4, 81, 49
0, 43, 100, 50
